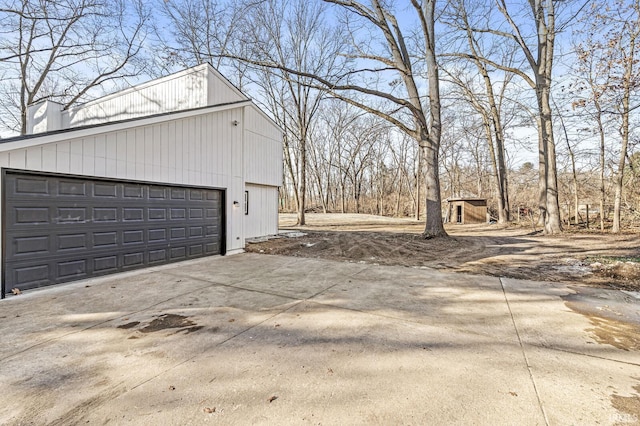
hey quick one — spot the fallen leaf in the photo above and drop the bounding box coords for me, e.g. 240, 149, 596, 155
268, 395, 278, 403
203, 407, 216, 413
274, 324, 281, 328
228, 319, 235, 322
11, 288, 21, 295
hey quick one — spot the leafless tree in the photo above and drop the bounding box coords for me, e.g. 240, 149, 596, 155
238, 0, 344, 225
258, 0, 448, 236
442, 0, 514, 223
0, 0, 150, 135
151, 0, 250, 86
449, 0, 589, 233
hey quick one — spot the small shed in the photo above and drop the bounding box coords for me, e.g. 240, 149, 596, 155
0, 63, 282, 297
446, 197, 488, 224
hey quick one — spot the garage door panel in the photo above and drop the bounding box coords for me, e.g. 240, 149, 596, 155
14, 207, 50, 224
57, 234, 87, 251
15, 176, 49, 195
58, 181, 87, 196
13, 264, 50, 287
205, 242, 219, 254
148, 208, 166, 220
124, 185, 143, 198
171, 208, 186, 219
148, 228, 168, 242
15, 235, 49, 255
171, 188, 186, 200
94, 207, 117, 222
149, 188, 167, 199
170, 247, 186, 259
94, 183, 117, 197
149, 249, 167, 263
58, 260, 87, 279
3, 172, 223, 293
94, 256, 117, 272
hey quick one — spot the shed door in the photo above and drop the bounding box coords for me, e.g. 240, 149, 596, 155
3, 171, 224, 294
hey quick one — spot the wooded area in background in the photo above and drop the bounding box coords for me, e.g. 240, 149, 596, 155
1, 0, 639, 233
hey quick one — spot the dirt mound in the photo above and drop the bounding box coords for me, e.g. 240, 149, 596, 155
247, 215, 640, 290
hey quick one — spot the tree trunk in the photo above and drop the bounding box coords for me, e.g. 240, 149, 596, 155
612, 23, 636, 233
297, 129, 307, 226
422, 1, 447, 237
415, 148, 421, 221
422, 139, 446, 237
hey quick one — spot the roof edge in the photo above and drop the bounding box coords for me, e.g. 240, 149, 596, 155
0, 100, 252, 150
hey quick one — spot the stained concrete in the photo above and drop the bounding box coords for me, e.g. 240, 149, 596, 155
0, 253, 639, 425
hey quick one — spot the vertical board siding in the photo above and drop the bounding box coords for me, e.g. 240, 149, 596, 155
243, 107, 282, 187
206, 70, 247, 105
61, 64, 246, 130
2, 107, 247, 253
244, 184, 279, 239
66, 68, 210, 128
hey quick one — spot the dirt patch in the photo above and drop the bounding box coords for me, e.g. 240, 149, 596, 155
140, 314, 202, 334
611, 384, 640, 425
117, 321, 140, 329
247, 214, 640, 291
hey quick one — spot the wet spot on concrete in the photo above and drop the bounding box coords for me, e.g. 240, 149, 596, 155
584, 316, 640, 351
563, 292, 640, 352
140, 314, 199, 334
117, 321, 140, 330
611, 384, 640, 424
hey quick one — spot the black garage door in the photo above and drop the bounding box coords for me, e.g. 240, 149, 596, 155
2, 171, 224, 296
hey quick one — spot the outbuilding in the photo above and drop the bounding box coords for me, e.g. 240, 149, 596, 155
446, 197, 488, 224
0, 64, 282, 297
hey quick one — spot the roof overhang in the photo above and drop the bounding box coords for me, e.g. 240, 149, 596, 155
0, 100, 252, 153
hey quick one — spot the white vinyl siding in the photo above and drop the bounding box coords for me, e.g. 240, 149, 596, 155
62, 64, 247, 129
243, 107, 283, 187
10, 63, 282, 277
0, 107, 246, 254
244, 184, 279, 239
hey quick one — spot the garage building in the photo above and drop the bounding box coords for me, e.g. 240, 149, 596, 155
0, 64, 282, 297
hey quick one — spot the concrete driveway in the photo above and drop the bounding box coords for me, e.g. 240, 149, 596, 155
1, 253, 639, 425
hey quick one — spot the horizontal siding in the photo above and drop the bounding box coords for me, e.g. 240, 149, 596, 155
244, 184, 279, 239
243, 107, 282, 187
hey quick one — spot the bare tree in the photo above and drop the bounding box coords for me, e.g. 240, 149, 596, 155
604, 0, 640, 233
151, 0, 251, 86
249, 0, 447, 236
237, 0, 344, 225
443, 0, 514, 223
572, 33, 615, 231
451, 0, 589, 233
0, 0, 150, 135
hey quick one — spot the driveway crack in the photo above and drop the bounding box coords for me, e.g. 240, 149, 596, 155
500, 277, 550, 426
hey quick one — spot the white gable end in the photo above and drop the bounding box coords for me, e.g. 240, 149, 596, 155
26, 64, 248, 134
